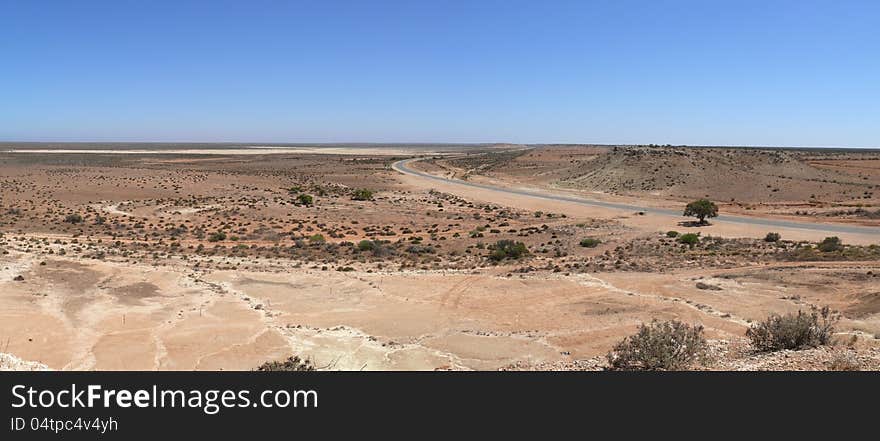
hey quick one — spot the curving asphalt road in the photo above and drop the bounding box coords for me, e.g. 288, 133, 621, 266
393, 157, 878, 237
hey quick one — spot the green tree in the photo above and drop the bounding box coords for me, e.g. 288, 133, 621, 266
297, 194, 314, 206
683, 199, 718, 224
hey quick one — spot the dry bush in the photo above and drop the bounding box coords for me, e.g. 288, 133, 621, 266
828, 352, 860, 371
746, 306, 837, 352
255, 356, 315, 371
606, 320, 707, 371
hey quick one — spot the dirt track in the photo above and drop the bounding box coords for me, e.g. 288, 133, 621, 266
394, 157, 878, 245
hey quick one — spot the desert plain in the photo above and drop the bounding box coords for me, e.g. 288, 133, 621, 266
0, 143, 878, 371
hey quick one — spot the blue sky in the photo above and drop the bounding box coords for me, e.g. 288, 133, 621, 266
1, 1, 878, 146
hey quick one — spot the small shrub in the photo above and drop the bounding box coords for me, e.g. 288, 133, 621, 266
357, 239, 377, 252
64, 214, 83, 224
405, 244, 435, 254
489, 240, 528, 261
764, 232, 781, 242
579, 238, 601, 248
666, 231, 679, 238
817, 236, 843, 252
678, 233, 699, 246
208, 231, 227, 242
297, 194, 314, 206
828, 352, 860, 371
309, 234, 325, 243
606, 320, 707, 371
351, 188, 374, 201
255, 356, 315, 371
746, 306, 837, 352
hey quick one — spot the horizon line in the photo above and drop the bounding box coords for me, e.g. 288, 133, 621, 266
1, 140, 879, 150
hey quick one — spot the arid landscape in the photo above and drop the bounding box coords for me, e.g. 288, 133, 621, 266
1, 144, 878, 371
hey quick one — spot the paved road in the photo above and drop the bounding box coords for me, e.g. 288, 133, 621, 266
393, 158, 878, 237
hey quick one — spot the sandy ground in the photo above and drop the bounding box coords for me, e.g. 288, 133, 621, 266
3, 248, 877, 370
3, 147, 446, 156
1, 146, 878, 370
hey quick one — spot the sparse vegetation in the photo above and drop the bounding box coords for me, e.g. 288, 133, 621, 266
666, 231, 679, 238
296, 194, 314, 206
746, 306, 837, 352
683, 199, 718, 224
606, 320, 707, 371
764, 232, 781, 242
64, 214, 83, 224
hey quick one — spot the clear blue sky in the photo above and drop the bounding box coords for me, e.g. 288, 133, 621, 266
1, 0, 878, 146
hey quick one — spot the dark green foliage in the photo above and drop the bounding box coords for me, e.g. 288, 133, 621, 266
489, 240, 528, 261
764, 232, 781, 242
208, 231, 227, 242
64, 214, 83, 224
297, 194, 314, 206
677, 233, 699, 245
683, 199, 718, 224
746, 306, 837, 352
666, 231, 679, 238
579, 238, 601, 248
357, 239, 377, 252
606, 320, 707, 371
351, 188, 374, 201
818, 236, 843, 252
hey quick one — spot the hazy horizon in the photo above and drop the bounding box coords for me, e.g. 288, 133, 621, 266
1, 141, 878, 151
